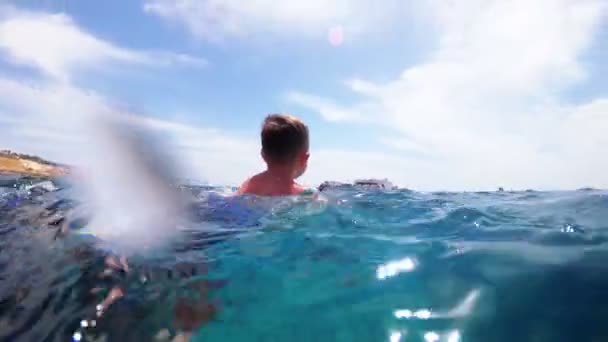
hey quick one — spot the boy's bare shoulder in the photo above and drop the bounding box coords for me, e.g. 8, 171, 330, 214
236, 177, 253, 195
237, 172, 266, 195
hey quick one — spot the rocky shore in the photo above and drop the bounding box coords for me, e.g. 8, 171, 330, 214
318, 178, 397, 191
0, 150, 69, 177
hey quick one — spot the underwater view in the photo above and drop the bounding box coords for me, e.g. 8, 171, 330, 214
2, 174, 608, 341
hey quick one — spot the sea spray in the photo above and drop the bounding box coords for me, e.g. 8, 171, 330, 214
72, 113, 192, 255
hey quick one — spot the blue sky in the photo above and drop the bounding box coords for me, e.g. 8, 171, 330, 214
0, 0, 606, 190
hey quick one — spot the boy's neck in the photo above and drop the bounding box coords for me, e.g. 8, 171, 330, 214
265, 164, 295, 182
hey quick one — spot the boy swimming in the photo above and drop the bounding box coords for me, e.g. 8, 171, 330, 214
238, 114, 310, 196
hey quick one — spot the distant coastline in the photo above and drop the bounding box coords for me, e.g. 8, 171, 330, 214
0, 150, 69, 177
0, 149, 600, 192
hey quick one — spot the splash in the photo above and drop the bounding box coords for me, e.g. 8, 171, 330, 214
73, 113, 191, 255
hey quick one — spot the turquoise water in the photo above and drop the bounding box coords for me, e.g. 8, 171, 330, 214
1, 175, 608, 341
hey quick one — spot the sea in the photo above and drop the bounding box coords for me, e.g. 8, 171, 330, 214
1, 174, 608, 342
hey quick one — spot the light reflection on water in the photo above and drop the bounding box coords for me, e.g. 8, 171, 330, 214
416, 330, 462, 342
393, 288, 482, 322
424, 331, 440, 342
448, 330, 462, 342
376, 257, 417, 280
395, 308, 432, 320
389, 330, 403, 342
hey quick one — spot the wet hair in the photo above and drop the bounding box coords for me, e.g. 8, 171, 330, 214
261, 114, 309, 163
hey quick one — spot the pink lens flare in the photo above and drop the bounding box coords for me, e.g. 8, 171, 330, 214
328, 25, 344, 46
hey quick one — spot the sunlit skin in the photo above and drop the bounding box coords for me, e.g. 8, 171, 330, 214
237, 148, 310, 196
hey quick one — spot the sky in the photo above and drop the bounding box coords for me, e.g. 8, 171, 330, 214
0, 0, 606, 191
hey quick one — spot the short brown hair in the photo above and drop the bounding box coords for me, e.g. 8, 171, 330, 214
261, 114, 309, 163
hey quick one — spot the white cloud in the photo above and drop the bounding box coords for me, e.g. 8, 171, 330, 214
301, 149, 434, 190
0, 77, 106, 162
145, 51, 208, 68
379, 137, 434, 157
288, 0, 608, 190
143, 0, 404, 42
0, 6, 206, 81
0, 76, 263, 185
285, 91, 366, 122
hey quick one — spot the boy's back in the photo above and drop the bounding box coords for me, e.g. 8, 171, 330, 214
238, 114, 310, 197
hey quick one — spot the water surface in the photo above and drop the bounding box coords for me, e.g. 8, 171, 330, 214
1, 175, 608, 341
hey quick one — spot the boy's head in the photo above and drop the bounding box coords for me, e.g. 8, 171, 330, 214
261, 114, 309, 178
